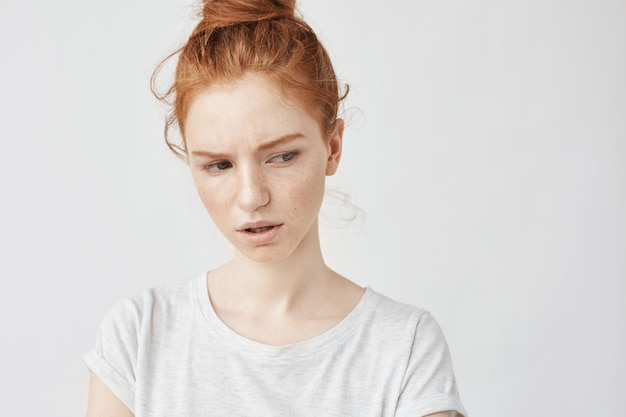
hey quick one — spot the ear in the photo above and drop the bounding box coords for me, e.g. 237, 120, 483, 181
325, 119, 344, 176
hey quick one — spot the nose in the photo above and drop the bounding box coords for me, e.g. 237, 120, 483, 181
235, 166, 270, 212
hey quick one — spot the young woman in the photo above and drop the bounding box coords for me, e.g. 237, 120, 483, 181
84, 1, 466, 416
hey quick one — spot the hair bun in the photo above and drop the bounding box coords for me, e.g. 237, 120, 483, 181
200, 0, 297, 29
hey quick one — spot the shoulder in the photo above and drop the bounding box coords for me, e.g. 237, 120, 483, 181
363, 289, 443, 337
113, 274, 200, 312
363, 291, 466, 417
83, 275, 204, 411
99, 275, 202, 336
358, 289, 454, 364
85, 274, 204, 375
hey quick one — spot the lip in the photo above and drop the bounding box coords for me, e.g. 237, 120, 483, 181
237, 222, 283, 245
237, 221, 281, 231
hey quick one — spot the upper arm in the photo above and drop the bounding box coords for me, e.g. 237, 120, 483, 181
395, 311, 466, 417
86, 372, 134, 417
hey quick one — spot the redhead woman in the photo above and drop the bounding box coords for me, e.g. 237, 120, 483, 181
83, 1, 466, 416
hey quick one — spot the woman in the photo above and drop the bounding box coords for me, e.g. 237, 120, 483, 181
84, 1, 466, 416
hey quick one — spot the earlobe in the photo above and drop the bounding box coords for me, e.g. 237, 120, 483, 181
325, 119, 344, 176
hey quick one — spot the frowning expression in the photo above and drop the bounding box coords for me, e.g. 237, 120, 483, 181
184, 72, 342, 263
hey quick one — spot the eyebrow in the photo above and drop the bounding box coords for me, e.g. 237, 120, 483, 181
190, 133, 305, 159
257, 133, 304, 152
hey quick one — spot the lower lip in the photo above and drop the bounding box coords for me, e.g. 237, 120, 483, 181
238, 225, 282, 245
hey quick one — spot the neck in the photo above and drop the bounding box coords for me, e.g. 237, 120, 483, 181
210, 223, 336, 314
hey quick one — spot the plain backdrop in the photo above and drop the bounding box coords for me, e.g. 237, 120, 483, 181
1, 0, 625, 416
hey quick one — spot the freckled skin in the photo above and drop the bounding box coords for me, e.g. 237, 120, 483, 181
184, 72, 341, 264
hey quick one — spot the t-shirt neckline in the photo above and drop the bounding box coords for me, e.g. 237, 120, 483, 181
193, 273, 377, 359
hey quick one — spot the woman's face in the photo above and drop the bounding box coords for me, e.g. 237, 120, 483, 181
184, 72, 342, 263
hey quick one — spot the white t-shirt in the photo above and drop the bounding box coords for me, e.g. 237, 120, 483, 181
83, 274, 467, 417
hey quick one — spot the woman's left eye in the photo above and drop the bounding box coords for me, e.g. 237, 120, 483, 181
269, 151, 298, 163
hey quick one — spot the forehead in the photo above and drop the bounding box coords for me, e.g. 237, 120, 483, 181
184, 73, 321, 148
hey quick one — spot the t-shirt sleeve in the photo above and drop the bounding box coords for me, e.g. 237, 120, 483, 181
394, 311, 467, 417
82, 297, 142, 413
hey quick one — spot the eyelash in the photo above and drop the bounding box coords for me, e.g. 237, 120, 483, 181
203, 151, 299, 173
269, 151, 299, 163
205, 161, 232, 172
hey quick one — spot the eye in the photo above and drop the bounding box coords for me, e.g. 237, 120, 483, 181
205, 160, 232, 172
269, 151, 298, 164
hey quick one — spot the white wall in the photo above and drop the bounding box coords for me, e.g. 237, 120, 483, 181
0, 0, 624, 416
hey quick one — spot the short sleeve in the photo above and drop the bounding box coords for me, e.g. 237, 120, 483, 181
82, 297, 142, 412
394, 311, 467, 417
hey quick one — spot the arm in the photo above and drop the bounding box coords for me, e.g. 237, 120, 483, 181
86, 372, 134, 417
395, 312, 466, 417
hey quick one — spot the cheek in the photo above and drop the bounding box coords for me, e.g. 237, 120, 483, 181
199, 190, 222, 215
193, 176, 229, 220
282, 163, 327, 216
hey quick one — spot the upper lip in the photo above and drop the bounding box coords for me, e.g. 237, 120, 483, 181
237, 221, 282, 231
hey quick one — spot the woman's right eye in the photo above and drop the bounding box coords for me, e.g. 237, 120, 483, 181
205, 161, 232, 172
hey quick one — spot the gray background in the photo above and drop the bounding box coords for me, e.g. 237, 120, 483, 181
1, 0, 625, 415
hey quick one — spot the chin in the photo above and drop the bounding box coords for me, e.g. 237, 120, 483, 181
237, 246, 295, 264
229, 225, 317, 265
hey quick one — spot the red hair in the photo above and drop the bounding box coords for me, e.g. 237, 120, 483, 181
152, 0, 348, 159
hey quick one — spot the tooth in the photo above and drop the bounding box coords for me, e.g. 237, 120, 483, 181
248, 226, 271, 233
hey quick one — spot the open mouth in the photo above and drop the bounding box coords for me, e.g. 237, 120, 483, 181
238, 224, 282, 244
245, 226, 275, 233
